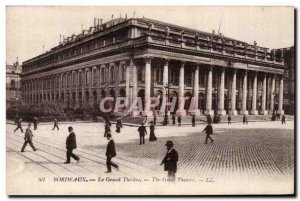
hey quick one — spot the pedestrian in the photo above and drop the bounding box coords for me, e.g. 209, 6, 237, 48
202, 123, 214, 144
21, 123, 37, 152
14, 118, 23, 133
64, 126, 80, 164
138, 122, 147, 145
172, 114, 176, 125
153, 114, 157, 126
227, 115, 231, 124
33, 117, 38, 130
149, 121, 157, 141
116, 118, 121, 133
52, 118, 59, 130
282, 114, 286, 125
160, 140, 178, 180
178, 115, 181, 127
207, 114, 212, 124
192, 115, 196, 127
163, 114, 169, 126
105, 132, 119, 173
243, 115, 248, 125
104, 122, 111, 137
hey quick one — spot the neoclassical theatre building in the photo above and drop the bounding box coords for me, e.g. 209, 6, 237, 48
21, 17, 286, 117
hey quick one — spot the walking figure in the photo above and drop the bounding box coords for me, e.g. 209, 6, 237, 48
163, 114, 169, 126
33, 117, 38, 130
149, 121, 157, 141
104, 122, 111, 137
227, 115, 231, 124
202, 123, 214, 144
192, 115, 196, 127
105, 133, 119, 173
64, 126, 80, 164
14, 118, 23, 133
243, 115, 248, 125
282, 114, 286, 125
52, 118, 59, 130
207, 114, 212, 124
178, 115, 182, 127
172, 114, 176, 125
116, 118, 122, 133
21, 123, 37, 152
160, 140, 178, 180
138, 122, 147, 145
153, 114, 157, 126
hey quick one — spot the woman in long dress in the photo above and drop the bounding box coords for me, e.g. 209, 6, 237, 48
149, 121, 157, 141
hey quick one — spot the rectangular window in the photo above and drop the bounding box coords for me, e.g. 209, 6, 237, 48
93, 69, 97, 85
110, 66, 115, 82
79, 72, 82, 86
11, 80, 16, 89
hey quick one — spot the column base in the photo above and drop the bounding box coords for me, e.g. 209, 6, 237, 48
176, 110, 186, 117
204, 110, 214, 116
268, 110, 275, 115
278, 110, 285, 115
191, 109, 201, 116
228, 110, 238, 116
250, 110, 258, 115
217, 109, 227, 116
131, 109, 140, 117
239, 110, 249, 115
259, 110, 268, 115
142, 110, 153, 117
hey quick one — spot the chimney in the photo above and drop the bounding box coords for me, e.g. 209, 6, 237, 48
100, 19, 103, 25
212, 30, 215, 35
59, 34, 62, 44
94, 17, 96, 28
112, 14, 114, 20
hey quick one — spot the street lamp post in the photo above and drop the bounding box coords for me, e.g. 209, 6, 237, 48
214, 88, 218, 115
129, 82, 133, 116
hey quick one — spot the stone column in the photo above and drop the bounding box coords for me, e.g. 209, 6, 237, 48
192, 64, 200, 116
250, 72, 258, 115
176, 61, 186, 116
125, 61, 130, 109
162, 59, 169, 115
269, 75, 275, 114
205, 66, 214, 115
131, 59, 139, 116
218, 67, 226, 115
239, 71, 248, 115
143, 57, 153, 116
278, 76, 284, 114
260, 73, 268, 115
229, 69, 237, 115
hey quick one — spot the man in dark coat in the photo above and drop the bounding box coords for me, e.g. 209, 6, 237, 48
243, 115, 248, 125
207, 114, 212, 124
153, 114, 157, 125
21, 123, 37, 152
282, 114, 286, 125
202, 123, 214, 144
227, 115, 231, 124
14, 118, 23, 133
172, 114, 176, 125
64, 126, 80, 164
52, 118, 59, 130
105, 133, 119, 173
33, 117, 38, 130
160, 141, 178, 180
178, 115, 182, 127
138, 122, 147, 145
192, 115, 196, 127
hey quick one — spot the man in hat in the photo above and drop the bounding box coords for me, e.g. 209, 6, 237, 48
192, 115, 196, 127
161, 140, 178, 180
52, 118, 59, 130
138, 122, 147, 145
64, 126, 80, 164
243, 115, 248, 125
207, 114, 212, 124
281, 114, 286, 125
202, 123, 214, 144
105, 132, 119, 173
227, 115, 231, 125
14, 118, 23, 133
178, 115, 182, 127
21, 123, 37, 152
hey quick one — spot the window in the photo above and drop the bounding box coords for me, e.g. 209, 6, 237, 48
79, 71, 82, 86
73, 73, 76, 86
93, 69, 97, 85
101, 68, 105, 84
11, 80, 15, 89
110, 66, 115, 82
86, 71, 89, 85
137, 66, 144, 82
199, 70, 205, 87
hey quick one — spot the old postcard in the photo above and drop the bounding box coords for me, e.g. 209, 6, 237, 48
6, 6, 295, 195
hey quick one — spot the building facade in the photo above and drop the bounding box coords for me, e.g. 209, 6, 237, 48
21, 17, 286, 116
6, 59, 22, 108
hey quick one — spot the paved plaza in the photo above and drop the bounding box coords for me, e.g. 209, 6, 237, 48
6, 120, 294, 195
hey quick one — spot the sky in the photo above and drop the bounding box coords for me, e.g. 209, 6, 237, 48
6, 6, 294, 65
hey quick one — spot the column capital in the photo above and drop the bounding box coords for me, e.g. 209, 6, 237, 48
144, 56, 152, 64
163, 58, 169, 66
180, 61, 185, 67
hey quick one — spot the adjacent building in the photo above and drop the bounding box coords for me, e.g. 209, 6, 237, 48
21, 17, 286, 116
6, 59, 22, 108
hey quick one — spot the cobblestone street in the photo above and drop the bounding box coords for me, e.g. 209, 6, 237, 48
6, 120, 294, 195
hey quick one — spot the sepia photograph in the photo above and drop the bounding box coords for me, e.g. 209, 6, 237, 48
6, 6, 295, 195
